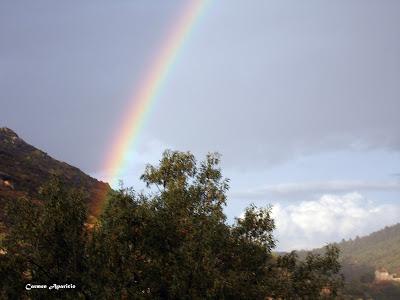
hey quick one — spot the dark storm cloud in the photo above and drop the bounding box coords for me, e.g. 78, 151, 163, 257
0, 0, 185, 172
1, 0, 399, 173
147, 1, 400, 169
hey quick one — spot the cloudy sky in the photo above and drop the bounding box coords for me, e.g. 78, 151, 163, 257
1, 0, 399, 250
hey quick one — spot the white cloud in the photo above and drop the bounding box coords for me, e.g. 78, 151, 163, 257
232, 180, 400, 199
271, 192, 400, 251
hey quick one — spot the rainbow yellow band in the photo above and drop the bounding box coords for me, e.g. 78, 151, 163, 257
95, 1, 209, 215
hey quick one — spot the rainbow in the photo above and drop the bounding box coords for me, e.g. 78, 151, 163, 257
94, 1, 209, 215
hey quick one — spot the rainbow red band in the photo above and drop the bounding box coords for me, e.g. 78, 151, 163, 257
95, 1, 209, 215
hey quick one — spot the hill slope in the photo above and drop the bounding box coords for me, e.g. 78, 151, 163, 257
297, 223, 400, 299
297, 223, 400, 274
0, 127, 110, 219
339, 223, 400, 274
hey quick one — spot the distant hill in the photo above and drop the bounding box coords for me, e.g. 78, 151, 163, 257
0, 127, 110, 221
339, 223, 400, 274
297, 223, 400, 299
297, 223, 400, 274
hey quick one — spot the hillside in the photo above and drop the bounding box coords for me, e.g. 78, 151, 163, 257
297, 223, 400, 274
297, 223, 400, 299
339, 223, 400, 274
0, 127, 110, 220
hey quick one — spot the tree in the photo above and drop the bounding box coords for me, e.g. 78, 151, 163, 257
0, 178, 87, 299
1, 150, 343, 299
85, 188, 151, 299
88, 150, 343, 299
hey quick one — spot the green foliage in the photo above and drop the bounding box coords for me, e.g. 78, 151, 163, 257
1, 178, 87, 299
269, 246, 343, 299
1, 150, 343, 299
298, 223, 400, 299
339, 224, 400, 274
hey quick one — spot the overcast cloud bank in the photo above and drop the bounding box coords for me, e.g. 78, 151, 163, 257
232, 180, 400, 199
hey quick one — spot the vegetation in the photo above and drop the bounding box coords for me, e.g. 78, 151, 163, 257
340, 225, 400, 299
0, 127, 109, 221
339, 224, 400, 274
298, 223, 400, 299
1, 150, 343, 299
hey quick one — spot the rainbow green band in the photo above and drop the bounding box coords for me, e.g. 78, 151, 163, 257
96, 1, 209, 215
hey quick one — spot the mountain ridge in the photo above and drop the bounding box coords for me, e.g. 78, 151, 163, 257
296, 222, 400, 298
297, 223, 400, 274
0, 127, 110, 220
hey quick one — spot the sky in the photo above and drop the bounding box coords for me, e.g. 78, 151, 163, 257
1, 0, 399, 250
